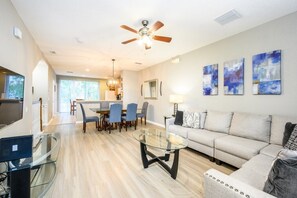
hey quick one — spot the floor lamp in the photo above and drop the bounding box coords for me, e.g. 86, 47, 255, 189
169, 95, 183, 117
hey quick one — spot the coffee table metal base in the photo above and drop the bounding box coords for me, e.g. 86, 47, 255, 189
140, 142, 180, 179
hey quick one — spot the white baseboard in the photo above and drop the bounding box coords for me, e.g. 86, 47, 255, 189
146, 120, 165, 128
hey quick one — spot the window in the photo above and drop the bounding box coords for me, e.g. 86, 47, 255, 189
5, 75, 25, 99
58, 79, 100, 112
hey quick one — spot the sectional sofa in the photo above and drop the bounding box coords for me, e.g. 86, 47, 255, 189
166, 110, 297, 197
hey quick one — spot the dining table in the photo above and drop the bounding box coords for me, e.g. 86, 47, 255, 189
89, 108, 120, 130
89, 107, 141, 131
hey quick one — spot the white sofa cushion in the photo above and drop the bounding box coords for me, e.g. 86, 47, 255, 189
215, 135, 268, 160
260, 144, 283, 158
230, 112, 271, 142
167, 125, 188, 138
270, 115, 297, 145
187, 128, 227, 147
231, 154, 274, 190
204, 111, 233, 133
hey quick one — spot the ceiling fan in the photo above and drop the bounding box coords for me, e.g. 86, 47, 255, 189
120, 20, 172, 50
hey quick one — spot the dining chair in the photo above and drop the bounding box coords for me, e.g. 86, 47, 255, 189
104, 103, 123, 133
137, 102, 149, 125
79, 103, 99, 133
122, 103, 138, 131
70, 99, 76, 115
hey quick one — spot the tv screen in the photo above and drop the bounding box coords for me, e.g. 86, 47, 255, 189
0, 66, 25, 130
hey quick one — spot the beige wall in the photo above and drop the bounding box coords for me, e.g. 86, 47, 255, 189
138, 12, 297, 126
0, 0, 52, 137
99, 79, 108, 100
122, 70, 140, 107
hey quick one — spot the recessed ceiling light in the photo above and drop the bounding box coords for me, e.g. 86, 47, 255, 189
49, 50, 56, 54
85, 68, 90, 72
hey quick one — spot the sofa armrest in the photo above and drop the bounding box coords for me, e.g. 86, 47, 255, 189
204, 169, 275, 198
166, 117, 175, 132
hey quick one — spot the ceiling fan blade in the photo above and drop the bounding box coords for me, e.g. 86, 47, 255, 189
120, 25, 138, 34
121, 38, 138, 44
152, 35, 172, 43
150, 21, 164, 32
145, 44, 151, 50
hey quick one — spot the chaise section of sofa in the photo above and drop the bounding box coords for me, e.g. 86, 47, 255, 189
204, 168, 276, 198
204, 114, 297, 197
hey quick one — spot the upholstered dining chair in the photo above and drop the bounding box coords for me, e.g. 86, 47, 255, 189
104, 103, 123, 133
79, 103, 99, 133
122, 103, 138, 131
137, 102, 149, 125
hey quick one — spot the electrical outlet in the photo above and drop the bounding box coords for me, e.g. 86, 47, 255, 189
12, 144, 18, 152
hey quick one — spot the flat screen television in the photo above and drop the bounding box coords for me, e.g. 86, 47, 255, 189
0, 66, 25, 130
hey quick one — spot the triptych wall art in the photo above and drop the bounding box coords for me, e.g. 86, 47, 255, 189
203, 64, 218, 95
252, 50, 281, 95
202, 50, 281, 96
224, 58, 244, 95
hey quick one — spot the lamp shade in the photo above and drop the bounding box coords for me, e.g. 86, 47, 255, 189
169, 95, 183, 103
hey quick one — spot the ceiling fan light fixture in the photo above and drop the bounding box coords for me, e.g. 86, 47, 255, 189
139, 35, 152, 47
121, 20, 171, 49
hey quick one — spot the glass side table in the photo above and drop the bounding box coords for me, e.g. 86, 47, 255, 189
0, 133, 60, 198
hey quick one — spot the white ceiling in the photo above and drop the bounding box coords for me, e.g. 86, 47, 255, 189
11, 0, 297, 79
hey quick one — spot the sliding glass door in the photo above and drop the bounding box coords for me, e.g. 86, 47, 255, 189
58, 78, 100, 112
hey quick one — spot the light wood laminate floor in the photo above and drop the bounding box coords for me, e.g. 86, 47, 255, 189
44, 114, 235, 198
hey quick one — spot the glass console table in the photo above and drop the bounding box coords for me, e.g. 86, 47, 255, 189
133, 128, 187, 179
0, 132, 60, 198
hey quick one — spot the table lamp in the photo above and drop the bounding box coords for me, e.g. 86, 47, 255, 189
169, 95, 183, 117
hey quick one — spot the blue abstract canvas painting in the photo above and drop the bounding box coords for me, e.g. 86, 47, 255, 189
203, 64, 218, 95
224, 58, 244, 95
252, 50, 281, 95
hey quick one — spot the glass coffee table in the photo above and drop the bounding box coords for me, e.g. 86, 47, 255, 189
133, 128, 188, 179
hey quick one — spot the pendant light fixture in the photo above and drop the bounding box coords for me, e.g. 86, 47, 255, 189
107, 59, 118, 90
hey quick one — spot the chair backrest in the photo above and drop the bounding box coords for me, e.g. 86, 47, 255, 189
125, 103, 138, 121
141, 102, 149, 115
109, 104, 122, 123
79, 103, 86, 122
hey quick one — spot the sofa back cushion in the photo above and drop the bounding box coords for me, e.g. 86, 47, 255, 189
230, 112, 271, 142
270, 115, 297, 145
204, 111, 233, 133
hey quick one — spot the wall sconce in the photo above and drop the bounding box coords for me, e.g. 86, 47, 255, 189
169, 94, 183, 117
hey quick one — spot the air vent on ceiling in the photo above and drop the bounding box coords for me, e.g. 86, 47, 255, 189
66, 71, 73, 74
215, 9, 241, 25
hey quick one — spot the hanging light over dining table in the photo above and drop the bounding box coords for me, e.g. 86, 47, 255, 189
107, 59, 118, 90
